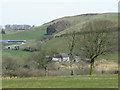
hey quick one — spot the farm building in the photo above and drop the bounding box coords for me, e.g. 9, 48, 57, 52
8, 40, 26, 43
47, 53, 69, 62
5, 24, 32, 30
0, 40, 26, 43
60, 53, 69, 62
5, 45, 20, 50
52, 58, 61, 62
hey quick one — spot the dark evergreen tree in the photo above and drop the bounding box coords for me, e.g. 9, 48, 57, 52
1, 29, 5, 34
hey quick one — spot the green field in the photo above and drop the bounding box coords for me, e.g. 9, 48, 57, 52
98, 52, 118, 62
3, 50, 32, 57
2, 25, 47, 40
2, 74, 118, 88
44, 37, 69, 53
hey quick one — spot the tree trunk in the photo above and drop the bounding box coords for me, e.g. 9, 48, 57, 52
70, 69, 74, 75
44, 67, 48, 76
90, 58, 94, 75
70, 64, 74, 75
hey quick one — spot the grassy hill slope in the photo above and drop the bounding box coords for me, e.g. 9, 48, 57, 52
2, 13, 118, 61
43, 13, 118, 62
2, 13, 117, 40
2, 25, 48, 40
54, 13, 118, 37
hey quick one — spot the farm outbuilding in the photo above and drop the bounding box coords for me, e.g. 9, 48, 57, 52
60, 54, 69, 62
5, 45, 20, 50
52, 58, 61, 62
0, 40, 26, 43
8, 40, 26, 43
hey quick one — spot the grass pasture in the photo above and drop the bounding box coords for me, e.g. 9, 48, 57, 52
3, 50, 32, 57
2, 25, 47, 40
98, 52, 118, 62
2, 74, 118, 88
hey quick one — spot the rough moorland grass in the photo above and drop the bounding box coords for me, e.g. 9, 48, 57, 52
54, 13, 118, 37
2, 74, 118, 88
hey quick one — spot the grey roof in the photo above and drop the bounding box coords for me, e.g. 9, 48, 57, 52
0, 40, 26, 43
60, 54, 69, 57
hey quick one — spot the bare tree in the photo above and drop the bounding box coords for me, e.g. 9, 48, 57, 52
31, 48, 57, 76
65, 31, 76, 75
77, 20, 117, 75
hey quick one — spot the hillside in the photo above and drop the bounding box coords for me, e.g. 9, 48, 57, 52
43, 13, 118, 62
2, 13, 118, 40
44, 13, 117, 36
2, 25, 48, 40
44, 13, 118, 43
2, 13, 118, 62
54, 13, 118, 36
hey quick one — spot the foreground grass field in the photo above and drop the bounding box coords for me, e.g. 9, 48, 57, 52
2, 74, 118, 88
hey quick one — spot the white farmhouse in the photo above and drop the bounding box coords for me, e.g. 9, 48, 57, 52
60, 54, 69, 62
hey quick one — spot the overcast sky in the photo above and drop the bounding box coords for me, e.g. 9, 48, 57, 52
0, 0, 119, 26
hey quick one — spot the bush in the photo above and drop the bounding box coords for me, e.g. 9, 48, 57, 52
48, 68, 71, 76
2, 53, 20, 72
28, 69, 46, 77
2, 53, 22, 77
15, 67, 31, 78
47, 62, 60, 70
47, 20, 71, 35
1, 29, 5, 34
23, 61, 39, 70
74, 66, 90, 75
